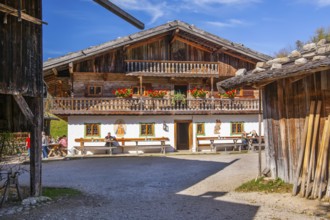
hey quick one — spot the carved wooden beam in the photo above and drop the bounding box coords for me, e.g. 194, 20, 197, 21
0, 3, 47, 25
13, 94, 35, 125
51, 68, 58, 76
172, 36, 212, 53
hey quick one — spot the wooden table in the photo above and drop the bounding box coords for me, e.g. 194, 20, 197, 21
48, 143, 67, 157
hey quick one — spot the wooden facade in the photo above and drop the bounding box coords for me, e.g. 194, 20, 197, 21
261, 72, 330, 183
218, 41, 330, 199
0, 0, 43, 196
43, 21, 269, 116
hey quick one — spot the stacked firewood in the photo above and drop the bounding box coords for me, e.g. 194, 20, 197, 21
293, 101, 330, 199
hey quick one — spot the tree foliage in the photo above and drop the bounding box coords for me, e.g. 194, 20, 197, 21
275, 26, 330, 57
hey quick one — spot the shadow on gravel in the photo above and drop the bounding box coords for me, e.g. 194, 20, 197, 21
15, 156, 259, 219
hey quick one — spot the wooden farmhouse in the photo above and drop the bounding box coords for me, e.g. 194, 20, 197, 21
43, 20, 271, 154
218, 40, 330, 199
0, 0, 44, 196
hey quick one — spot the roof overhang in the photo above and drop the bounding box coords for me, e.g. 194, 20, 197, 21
217, 56, 330, 93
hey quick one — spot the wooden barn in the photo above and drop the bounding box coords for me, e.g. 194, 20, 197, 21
0, 1, 44, 196
218, 40, 330, 199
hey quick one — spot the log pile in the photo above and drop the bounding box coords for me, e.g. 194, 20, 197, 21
293, 100, 330, 199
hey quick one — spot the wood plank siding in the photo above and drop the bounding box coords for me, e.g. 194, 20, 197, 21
0, 0, 43, 197
262, 71, 330, 183
44, 24, 263, 98
0, 0, 42, 97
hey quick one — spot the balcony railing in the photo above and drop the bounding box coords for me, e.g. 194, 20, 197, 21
125, 60, 219, 76
48, 97, 260, 115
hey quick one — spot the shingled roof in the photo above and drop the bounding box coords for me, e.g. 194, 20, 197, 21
217, 39, 330, 93
43, 20, 271, 72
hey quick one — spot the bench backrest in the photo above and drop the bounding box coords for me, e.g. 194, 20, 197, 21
75, 137, 170, 146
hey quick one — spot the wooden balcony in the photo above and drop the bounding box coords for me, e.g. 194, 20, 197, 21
48, 97, 261, 115
125, 60, 223, 77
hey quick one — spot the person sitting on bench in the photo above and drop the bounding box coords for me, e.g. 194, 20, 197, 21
250, 130, 259, 144
241, 131, 249, 150
105, 132, 119, 147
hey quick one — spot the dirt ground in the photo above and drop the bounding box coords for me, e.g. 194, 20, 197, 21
1, 153, 329, 219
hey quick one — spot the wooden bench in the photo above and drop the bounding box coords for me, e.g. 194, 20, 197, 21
74, 138, 118, 155
116, 137, 170, 155
74, 137, 170, 155
248, 137, 265, 151
196, 136, 243, 152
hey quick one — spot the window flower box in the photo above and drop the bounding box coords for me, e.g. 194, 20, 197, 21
221, 89, 236, 99
145, 90, 168, 98
113, 88, 133, 98
189, 88, 208, 98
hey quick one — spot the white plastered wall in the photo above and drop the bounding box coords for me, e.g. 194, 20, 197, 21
67, 114, 263, 154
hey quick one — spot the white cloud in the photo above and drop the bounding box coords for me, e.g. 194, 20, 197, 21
294, 0, 330, 7
316, 0, 330, 6
206, 19, 248, 28
111, 0, 167, 24
187, 0, 260, 6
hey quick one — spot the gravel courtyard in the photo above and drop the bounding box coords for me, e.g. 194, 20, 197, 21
5, 153, 325, 219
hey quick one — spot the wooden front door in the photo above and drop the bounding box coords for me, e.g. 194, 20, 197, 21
174, 120, 192, 150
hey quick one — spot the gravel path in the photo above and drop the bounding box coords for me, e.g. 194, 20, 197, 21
3, 153, 325, 219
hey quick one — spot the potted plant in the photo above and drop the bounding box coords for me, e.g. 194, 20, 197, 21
171, 92, 186, 106
145, 90, 168, 98
189, 88, 207, 98
221, 89, 236, 99
113, 88, 133, 98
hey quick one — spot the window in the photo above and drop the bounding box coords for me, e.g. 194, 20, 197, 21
132, 86, 145, 95
140, 123, 155, 136
231, 122, 244, 135
85, 123, 100, 137
196, 123, 205, 136
87, 85, 103, 96
236, 89, 243, 97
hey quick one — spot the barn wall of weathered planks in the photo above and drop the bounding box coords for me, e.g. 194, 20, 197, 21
0, 0, 43, 131
262, 70, 330, 183
0, 0, 43, 196
0, 0, 43, 96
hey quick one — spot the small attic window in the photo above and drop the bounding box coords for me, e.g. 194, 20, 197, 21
57, 69, 70, 77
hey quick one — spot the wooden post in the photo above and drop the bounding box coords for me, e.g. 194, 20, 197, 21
139, 76, 143, 110
258, 89, 262, 177
292, 115, 309, 195
210, 77, 214, 98
306, 101, 322, 197
317, 116, 330, 199
30, 96, 43, 196
300, 101, 316, 197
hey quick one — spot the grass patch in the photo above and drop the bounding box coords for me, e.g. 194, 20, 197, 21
42, 187, 82, 199
235, 177, 292, 193
50, 115, 68, 138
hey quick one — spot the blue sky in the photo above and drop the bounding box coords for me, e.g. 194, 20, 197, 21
43, 0, 330, 60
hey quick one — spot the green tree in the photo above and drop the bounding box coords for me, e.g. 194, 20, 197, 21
275, 25, 330, 57
310, 27, 330, 42
295, 40, 304, 51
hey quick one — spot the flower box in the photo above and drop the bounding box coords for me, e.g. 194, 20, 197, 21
145, 90, 168, 98
221, 89, 236, 99
113, 88, 133, 98
189, 88, 208, 98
